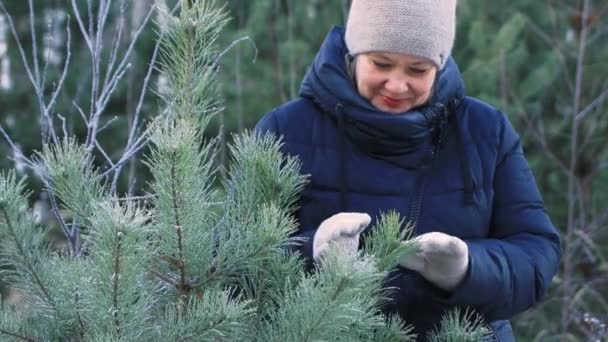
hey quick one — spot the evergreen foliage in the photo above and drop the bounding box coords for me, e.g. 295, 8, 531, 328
37, 139, 105, 221
364, 211, 418, 273
0, 1, 496, 340
426, 309, 491, 342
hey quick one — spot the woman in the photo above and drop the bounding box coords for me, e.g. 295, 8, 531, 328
256, 0, 561, 340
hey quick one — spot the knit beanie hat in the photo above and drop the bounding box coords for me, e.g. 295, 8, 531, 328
345, 0, 457, 69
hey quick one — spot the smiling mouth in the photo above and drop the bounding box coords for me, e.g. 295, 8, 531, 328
382, 96, 407, 107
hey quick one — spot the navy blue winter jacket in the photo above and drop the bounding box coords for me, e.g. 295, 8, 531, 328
256, 27, 561, 341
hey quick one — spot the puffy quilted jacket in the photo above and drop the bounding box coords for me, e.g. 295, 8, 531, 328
256, 26, 561, 341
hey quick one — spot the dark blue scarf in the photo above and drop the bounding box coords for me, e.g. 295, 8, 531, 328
300, 26, 465, 170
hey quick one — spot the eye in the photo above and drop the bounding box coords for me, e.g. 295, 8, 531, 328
409, 68, 429, 74
372, 60, 391, 69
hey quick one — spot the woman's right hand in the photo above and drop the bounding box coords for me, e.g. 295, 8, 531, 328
312, 212, 371, 262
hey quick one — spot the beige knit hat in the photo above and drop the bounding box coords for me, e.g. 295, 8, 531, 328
345, 0, 457, 69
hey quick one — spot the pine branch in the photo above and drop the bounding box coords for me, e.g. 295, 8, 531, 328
149, 267, 178, 287
266, 250, 387, 341
300, 277, 351, 342
186, 315, 231, 340
159, 291, 253, 341
169, 150, 189, 298
0, 329, 37, 342
427, 309, 492, 342
74, 292, 86, 340
175, 225, 188, 298
84, 201, 155, 339
112, 232, 123, 337
0, 205, 55, 310
364, 211, 417, 272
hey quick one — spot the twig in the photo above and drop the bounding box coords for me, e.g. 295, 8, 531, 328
95, 140, 116, 168
561, 0, 591, 337
57, 114, 69, 138
96, 116, 119, 135
43, 16, 72, 128
575, 87, 608, 121
102, 0, 126, 92
87, 3, 156, 150
28, 0, 40, 87
130, 33, 161, 147
215, 36, 258, 66
0, 125, 36, 170
70, 0, 92, 51
100, 133, 150, 178
0, 1, 58, 144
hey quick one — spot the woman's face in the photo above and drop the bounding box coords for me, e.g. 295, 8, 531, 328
355, 52, 437, 113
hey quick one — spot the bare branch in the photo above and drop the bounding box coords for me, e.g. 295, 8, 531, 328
102, 0, 126, 92
28, 0, 40, 86
100, 134, 149, 178
575, 87, 608, 122
0, 125, 36, 170
0, 3, 38, 95
57, 114, 68, 138
95, 140, 116, 168
215, 36, 259, 66
587, 23, 608, 46
562, 0, 591, 335
94, 63, 131, 121
87, 3, 155, 151
0, 2, 50, 141
73, 101, 89, 124
70, 0, 92, 52
43, 16, 72, 119
131, 36, 161, 146
96, 116, 119, 135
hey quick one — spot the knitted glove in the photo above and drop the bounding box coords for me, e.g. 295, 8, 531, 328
312, 213, 371, 262
399, 232, 469, 291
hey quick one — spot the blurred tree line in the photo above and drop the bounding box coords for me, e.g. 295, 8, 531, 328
0, 0, 606, 340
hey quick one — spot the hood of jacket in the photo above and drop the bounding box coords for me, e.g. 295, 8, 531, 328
300, 26, 465, 169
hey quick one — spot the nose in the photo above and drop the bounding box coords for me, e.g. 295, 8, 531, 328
384, 72, 409, 94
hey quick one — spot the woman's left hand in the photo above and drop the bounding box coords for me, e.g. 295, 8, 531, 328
398, 232, 469, 291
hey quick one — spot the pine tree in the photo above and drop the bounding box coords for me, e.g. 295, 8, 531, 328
0, 1, 493, 341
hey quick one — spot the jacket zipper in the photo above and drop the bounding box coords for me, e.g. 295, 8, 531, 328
408, 102, 450, 231
407, 145, 439, 232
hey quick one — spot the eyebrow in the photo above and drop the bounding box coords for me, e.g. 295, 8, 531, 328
372, 54, 392, 61
372, 53, 431, 67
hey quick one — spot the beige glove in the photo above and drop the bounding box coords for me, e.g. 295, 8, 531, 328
399, 232, 469, 291
312, 213, 371, 262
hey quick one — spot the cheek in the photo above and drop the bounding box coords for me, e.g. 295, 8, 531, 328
413, 79, 435, 100
357, 74, 383, 98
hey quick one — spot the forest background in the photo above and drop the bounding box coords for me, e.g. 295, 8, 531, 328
0, 0, 606, 340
